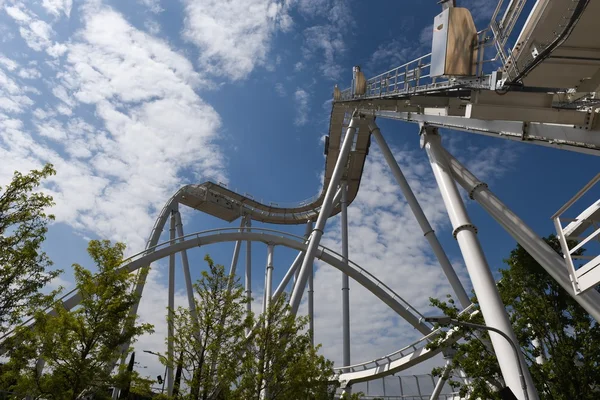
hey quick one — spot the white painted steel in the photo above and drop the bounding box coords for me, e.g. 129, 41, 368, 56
369, 120, 470, 309
422, 127, 538, 400
444, 150, 600, 321
167, 211, 176, 395
290, 116, 360, 315
245, 217, 252, 336
341, 182, 351, 370
430, 359, 452, 400
174, 211, 200, 333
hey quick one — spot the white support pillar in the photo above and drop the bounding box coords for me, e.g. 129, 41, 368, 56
228, 217, 246, 287
174, 211, 200, 331
290, 114, 360, 314
421, 125, 537, 400
368, 120, 470, 308
341, 182, 351, 370
265, 244, 274, 311
290, 220, 315, 294
430, 359, 452, 400
443, 149, 600, 322
167, 209, 176, 395
245, 218, 252, 335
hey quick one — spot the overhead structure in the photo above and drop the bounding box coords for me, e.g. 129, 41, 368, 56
3, 1, 600, 399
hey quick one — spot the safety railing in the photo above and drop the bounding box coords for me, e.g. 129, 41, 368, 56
334, 0, 534, 103
213, 181, 323, 210
334, 304, 477, 374
552, 173, 600, 294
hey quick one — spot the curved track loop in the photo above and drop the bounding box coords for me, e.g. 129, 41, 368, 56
335, 306, 477, 385
54, 228, 433, 336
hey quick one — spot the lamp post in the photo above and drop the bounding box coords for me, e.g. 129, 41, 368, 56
425, 316, 529, 400
143, 350, 168, 394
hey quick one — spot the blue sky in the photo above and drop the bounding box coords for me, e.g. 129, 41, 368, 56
0, 0, 598, 391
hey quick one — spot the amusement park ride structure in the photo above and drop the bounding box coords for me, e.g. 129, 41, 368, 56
3, 0, 600, 399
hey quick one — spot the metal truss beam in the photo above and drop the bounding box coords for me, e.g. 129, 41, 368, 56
376, 110, 600, 155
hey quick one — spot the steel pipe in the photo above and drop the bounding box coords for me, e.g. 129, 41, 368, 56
422, 126, 538, 400
369, 120, 470, 308
290, 115, 360, 314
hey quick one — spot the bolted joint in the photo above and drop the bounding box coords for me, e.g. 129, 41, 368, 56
452, 223, 478, 238
469, 182, 488, 200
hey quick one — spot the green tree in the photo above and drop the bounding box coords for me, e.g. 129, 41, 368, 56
0, 164, 61, 334
169, 255, 337, 400
2, 240, 153, 399
428, 236, 600, 399
170, 255, 250, 399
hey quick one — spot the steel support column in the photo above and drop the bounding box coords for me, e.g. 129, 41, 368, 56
290, 114, 360, 314
421, 126, 538, 400
369, 120, 470, 308
228, 217, 246, 287
167, 210, 176, 395
443, 150, 600, 321
265, 244, 274, 311
430, 359, 452, 400
245, 218, 252, 335
341, 182, 351, 370
307, 220, 315, 346
174, 212, 200, 331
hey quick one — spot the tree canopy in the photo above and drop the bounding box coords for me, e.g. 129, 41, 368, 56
1, 240, 153, 399
168, 255, 337, 400
429, 236, 600, 400
0, 164, 60, 333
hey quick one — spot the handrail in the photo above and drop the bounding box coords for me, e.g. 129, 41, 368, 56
333, 304, 476, 374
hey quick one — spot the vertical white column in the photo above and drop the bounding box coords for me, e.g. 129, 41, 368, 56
430, 359, 452, 400
341, 182, 351, 370
167, 209, 176, 395
228, 217, 246, 287
421, 126, 537, 400
306, 220, 314, 347
290, 115, 360, 314
265, 244, 274, 310
444, 149, 600, 321
245, 218, 252, 335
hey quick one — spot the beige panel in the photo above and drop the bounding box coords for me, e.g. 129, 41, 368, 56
445, 7, 477, 76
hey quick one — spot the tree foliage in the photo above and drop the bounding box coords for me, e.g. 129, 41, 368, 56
428, 236, 600, 399
0, 164, 61, 333
1, 240, 153, 399
169, 255, 336, 400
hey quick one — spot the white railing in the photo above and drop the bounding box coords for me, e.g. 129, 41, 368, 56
334, 304, 476, 374
553, 173, 600, 294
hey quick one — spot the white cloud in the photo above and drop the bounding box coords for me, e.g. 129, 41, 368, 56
274, 82, 286, 97
0, 4, 226, 252
462, 0, 501, 25
181, 0, 292, 81
294, 61, 304, 72
18, 67, 41, 79
294, 88, 309, 126
0, 53, 18, 71
299, 0, 352, 80
4, 5, 31, 23
5, 5, 67, 57
41, 0, 73, 18
144, 19, 161, 35
303, 25, 345, 80
137, 0, 163, 14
